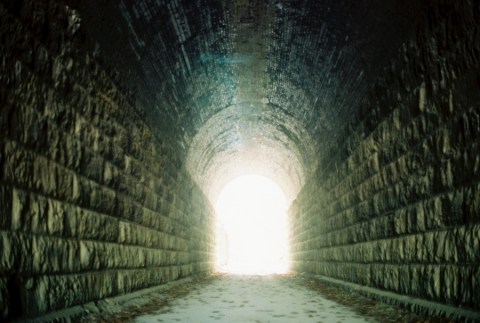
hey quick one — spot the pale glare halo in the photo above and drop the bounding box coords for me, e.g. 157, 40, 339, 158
215, 175, 290, 275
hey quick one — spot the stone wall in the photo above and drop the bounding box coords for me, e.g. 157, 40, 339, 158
0, 1, 215, 320
290, 0, 480, 311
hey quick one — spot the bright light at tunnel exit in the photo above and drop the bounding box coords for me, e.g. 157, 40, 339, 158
215, 175, 290, 275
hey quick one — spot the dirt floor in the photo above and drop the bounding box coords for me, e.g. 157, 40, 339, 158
79, 274, 459, 323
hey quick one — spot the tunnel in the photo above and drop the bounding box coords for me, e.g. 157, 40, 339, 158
0, 0, 479, 321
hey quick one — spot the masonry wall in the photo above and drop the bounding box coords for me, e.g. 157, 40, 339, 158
290, 1, 480, 311
0, 2, 215, 320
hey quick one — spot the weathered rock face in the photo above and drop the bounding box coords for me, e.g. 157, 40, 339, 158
290, 0, 480, 311
1, 0, 479, 320
0, 1, 214, 320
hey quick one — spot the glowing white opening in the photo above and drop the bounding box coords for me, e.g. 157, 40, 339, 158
215, 175, 290, 275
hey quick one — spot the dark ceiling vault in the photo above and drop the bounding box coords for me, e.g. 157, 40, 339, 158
1, 0, 480, 319
69, 0, 425, 201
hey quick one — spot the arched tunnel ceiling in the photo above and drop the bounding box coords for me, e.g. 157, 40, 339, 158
70, 0, 425, 203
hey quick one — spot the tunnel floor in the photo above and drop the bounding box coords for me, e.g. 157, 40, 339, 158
134, 274, 372, 323
75, 273, 454, 323
71, 273, 457, 323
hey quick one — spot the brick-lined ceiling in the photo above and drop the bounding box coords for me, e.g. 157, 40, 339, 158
70, 0, 424, 201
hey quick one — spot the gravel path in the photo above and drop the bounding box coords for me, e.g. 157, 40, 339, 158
77, 273, 455, 322
134, 274, 375, 323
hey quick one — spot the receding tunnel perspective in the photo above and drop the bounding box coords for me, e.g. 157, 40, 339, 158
1, 0, 480, 322
215, 175, 289, 275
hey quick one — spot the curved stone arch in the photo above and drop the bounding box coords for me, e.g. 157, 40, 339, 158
186, 101, 315, 203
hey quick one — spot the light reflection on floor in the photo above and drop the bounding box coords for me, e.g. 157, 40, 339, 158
135, 275, 375, 323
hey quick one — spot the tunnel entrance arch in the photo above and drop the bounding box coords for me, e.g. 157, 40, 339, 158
215, 175, 290, 275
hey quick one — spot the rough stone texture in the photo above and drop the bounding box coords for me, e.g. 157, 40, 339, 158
68, 0, 424, 203
0, 1, 215, 320
290, 0, 480, 312
1, 0, 480, 320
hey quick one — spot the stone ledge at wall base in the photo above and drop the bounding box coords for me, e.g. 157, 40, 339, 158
297, 272, 480, 323
13, 273, 214, 323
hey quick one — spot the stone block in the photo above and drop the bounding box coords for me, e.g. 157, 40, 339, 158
117, 269, 154, 293
0, 232, 16, 272
426, 266, 441, 301
79, 241, 94, 270
118, 221, 130, 244
398, 265, 411, 294
0, 185, 12, 229
3, 141, 34, 187
46, 199, 64, 236
442, 265, 459, 305
32, 156, 57, 196
77, 208, 118, 242
424, 232, 437, 263
27, 193, 49, 234
111, 145, 125, 169
11, 190, 31, 231
472, 266, 480, 307
23, 271, 116, 316
393, 209, 407, 235
464, 225, 480, 264
459, 266, 474, 307
433, 231, 447, 263
402, 235, 417, 263
441, 190, 464, 226
412, 234, 424, 263
61, 204, 78, 238
0, 277, 9, 320
91, 242, 122, 269
31, 236, 78, 274
464, 184, 480, 222
405, 265, 420, 294
441, 230, 458, 263
113, 196, 140, 222
424, 197, 443, 229
102, 160, 114, 186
